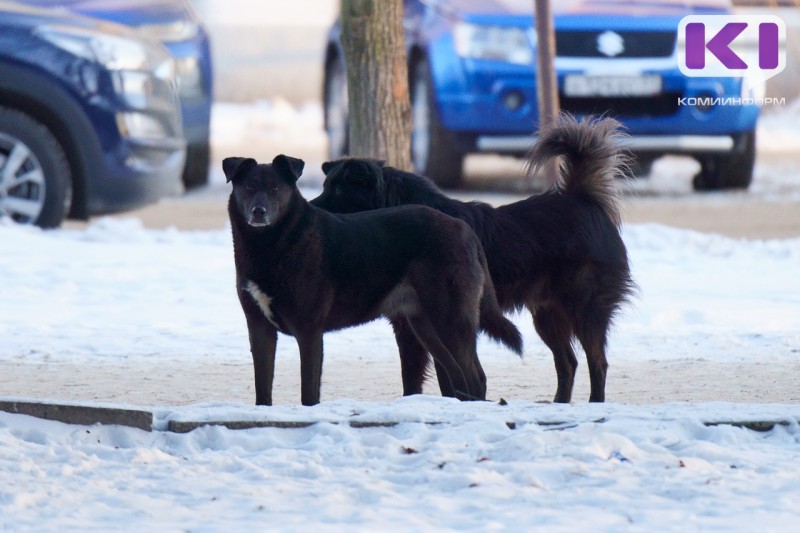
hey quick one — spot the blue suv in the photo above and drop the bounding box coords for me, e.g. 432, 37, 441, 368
324, 0, 760, 190
0, 2, 185, 227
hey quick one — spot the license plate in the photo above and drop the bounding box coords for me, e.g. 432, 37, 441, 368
563, 74, 662, 97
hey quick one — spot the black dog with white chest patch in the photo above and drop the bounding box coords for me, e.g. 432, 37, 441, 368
226, 154, 522, 406
312, 116, 635, 403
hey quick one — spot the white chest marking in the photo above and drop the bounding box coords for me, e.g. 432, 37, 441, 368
245, 280, 278, 327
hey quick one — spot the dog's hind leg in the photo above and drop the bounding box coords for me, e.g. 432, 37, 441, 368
391, 317, 443, 396
574, 310, 611, 403
406, 315, 485, 401
296, 331, 325, 406
435, 319, 486, 400
532, 305, 578, 403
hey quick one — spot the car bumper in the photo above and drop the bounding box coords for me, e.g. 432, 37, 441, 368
85, 137, 186, 215
180, 94, 211, 145
476, 133, 735, 154
430, 52, 760, 153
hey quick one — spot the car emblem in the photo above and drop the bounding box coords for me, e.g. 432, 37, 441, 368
596, 30, 624, 57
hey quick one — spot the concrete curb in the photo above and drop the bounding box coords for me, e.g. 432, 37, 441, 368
1, 400, 796, 434
167, 419, 442, 433
167, 419, 795, 433
168, 420, 317, 433
0, 400, 153, 432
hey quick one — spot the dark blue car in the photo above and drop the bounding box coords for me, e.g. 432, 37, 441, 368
21, 0, 214, 189
324, 0, 759, 190
0, 1, 185, 227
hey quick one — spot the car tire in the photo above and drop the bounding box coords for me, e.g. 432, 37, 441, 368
0, 106, 71, 228
324, 56, 349, 160
182, 141, 210, 190
692, 131, 755, 191
410, 59, 464, 188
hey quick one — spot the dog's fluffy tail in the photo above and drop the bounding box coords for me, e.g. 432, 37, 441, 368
527, 114, 628, 226
479, 263, 523, 356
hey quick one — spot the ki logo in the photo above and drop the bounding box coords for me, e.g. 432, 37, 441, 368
678, 15, 786, 90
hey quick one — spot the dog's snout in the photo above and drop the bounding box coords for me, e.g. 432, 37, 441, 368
248, 204, 270, 226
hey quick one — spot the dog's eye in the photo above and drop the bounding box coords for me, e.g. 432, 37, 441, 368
270, 187, 278, 194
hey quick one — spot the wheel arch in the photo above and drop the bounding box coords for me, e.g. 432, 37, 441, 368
0, 63, 106, 219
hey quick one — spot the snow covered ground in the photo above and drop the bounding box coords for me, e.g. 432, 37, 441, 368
1, 207, 800, 530
1, 398, 799, 532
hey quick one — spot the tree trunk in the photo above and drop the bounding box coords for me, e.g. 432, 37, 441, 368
340, 0, 412, 170
534, 0, 560, 187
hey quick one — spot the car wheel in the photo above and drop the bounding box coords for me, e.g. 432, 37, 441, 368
182, 141, 210, 190
411, 59, 464, 188
0, 106, 71, 228
692, 131, 755, 191
324, 56, 349, 160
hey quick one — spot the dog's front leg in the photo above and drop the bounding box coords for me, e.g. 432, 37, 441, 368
248, 319, 277, 406
239, 288, 278, 406
296, 332, 324, 406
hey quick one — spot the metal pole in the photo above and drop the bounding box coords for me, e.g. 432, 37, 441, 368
534, 0, 560, 187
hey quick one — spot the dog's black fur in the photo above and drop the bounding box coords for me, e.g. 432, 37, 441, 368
226, 154, 522, 406
312, 115, 635, 403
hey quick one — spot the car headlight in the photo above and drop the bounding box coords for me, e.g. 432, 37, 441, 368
454, 22, 534, 65
38, 25, 180, 140
174, 56, 204, 97
137, 20, 200, 43
37, 25, 173, 75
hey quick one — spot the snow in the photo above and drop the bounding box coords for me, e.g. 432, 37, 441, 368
1, 400, 799, 532
192, 0, 337, 28
1, 97, 800, 530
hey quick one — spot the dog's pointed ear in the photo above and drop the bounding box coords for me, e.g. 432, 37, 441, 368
272, 154, 305, 182
223, 157, 257, 183
321, 160, 337, 175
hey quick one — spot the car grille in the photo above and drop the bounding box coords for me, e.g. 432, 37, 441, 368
560, 93, 681, 117
556, 30, 676, 58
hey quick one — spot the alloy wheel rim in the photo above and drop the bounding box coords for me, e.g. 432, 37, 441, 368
0, 133, 45, 224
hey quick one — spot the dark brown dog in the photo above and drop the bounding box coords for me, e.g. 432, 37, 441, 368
312, 116, 635, 402
226, 154, 521, 406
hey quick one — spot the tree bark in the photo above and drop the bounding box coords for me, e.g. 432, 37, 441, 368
534, 0, 560, 187
340, 0, 412, 170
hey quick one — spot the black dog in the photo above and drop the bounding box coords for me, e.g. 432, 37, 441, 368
312, 116, 635, 403
225, 154, 522, 406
